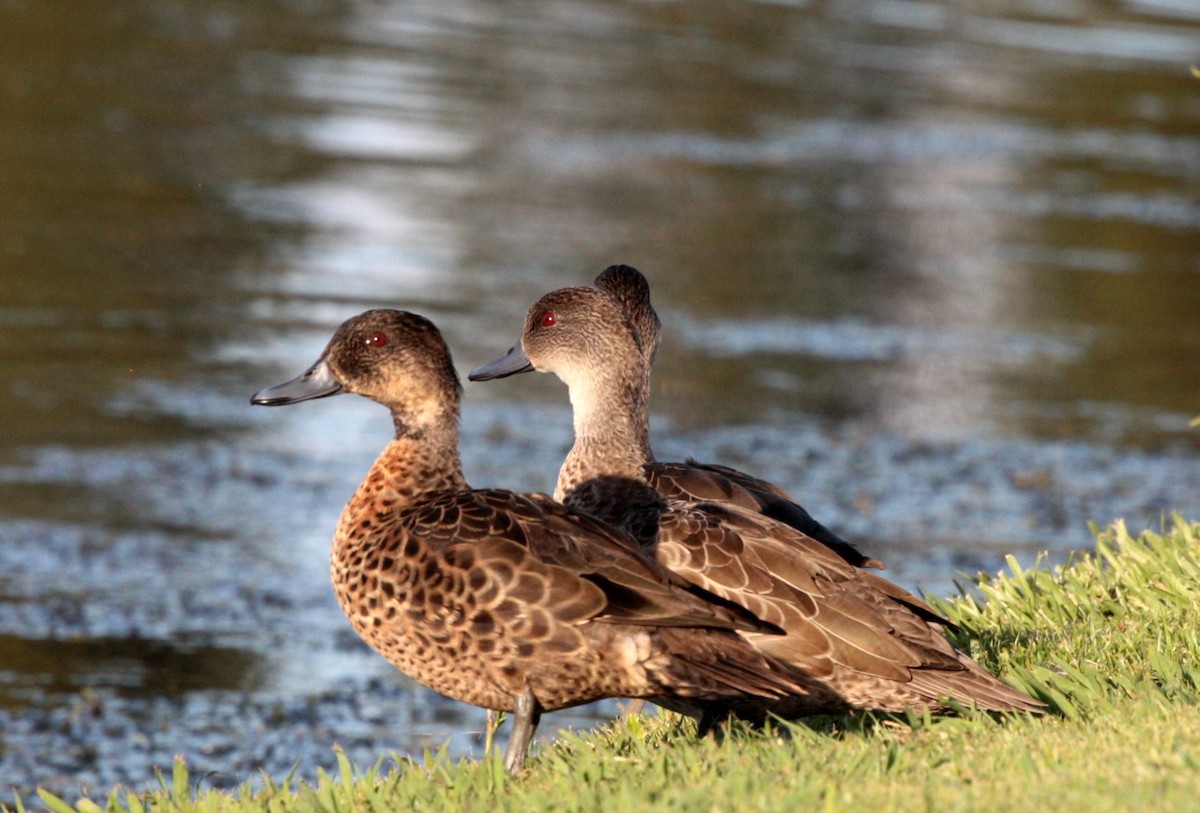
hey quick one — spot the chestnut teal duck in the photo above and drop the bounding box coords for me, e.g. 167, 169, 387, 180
469, 289, 1043, 723
251, 309, 838, 772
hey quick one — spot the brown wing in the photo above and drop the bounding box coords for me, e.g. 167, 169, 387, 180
652, 500, 968, 683
402, 488, 777, 634
436, 534, 608, 658
648, 461, 885, 570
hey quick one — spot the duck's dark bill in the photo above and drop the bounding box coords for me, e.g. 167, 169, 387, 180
468, 344, 534, 381
251, 358, 342, 406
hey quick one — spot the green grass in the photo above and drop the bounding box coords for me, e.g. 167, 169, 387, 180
929, 515, 1200, 719
15, 516, 1200, 813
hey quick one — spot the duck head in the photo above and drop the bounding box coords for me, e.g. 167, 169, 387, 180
252, 309, 461, 435
468, 286, 646, 390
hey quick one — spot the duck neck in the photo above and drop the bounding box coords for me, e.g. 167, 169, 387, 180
554, 368, 653, 502
336, 406, 468, 545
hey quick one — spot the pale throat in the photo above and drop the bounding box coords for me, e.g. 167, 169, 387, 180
556, 367, 652, 499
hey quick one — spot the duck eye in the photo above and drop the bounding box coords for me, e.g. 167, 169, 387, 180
366, 331, 388, 347
540, 311, 557, 328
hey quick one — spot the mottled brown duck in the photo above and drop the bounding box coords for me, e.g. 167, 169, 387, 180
469, 289, 1043, 724
250, 309, 837, 772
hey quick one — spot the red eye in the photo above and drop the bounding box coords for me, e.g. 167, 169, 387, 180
540, 311, 557, 328
366, 331, 388, 347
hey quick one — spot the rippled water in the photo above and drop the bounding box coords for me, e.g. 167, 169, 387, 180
1, 0, 1198, 800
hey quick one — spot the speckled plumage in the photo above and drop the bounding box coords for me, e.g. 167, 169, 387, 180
473, 284, 1043, 719
251, 308, 838, 772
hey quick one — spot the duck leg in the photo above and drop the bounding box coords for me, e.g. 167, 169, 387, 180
621, 699, 647, 717
503, 688, 542, 774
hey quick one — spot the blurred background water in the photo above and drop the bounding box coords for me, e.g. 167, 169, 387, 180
1, 0, 1197, 800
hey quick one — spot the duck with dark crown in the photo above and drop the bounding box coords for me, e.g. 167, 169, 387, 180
251, 308, 840, 773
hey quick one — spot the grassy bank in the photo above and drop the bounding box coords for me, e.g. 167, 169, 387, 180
18, 516, 1200, 813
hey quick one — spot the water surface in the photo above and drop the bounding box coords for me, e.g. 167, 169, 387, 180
1, 0, 1198, 799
